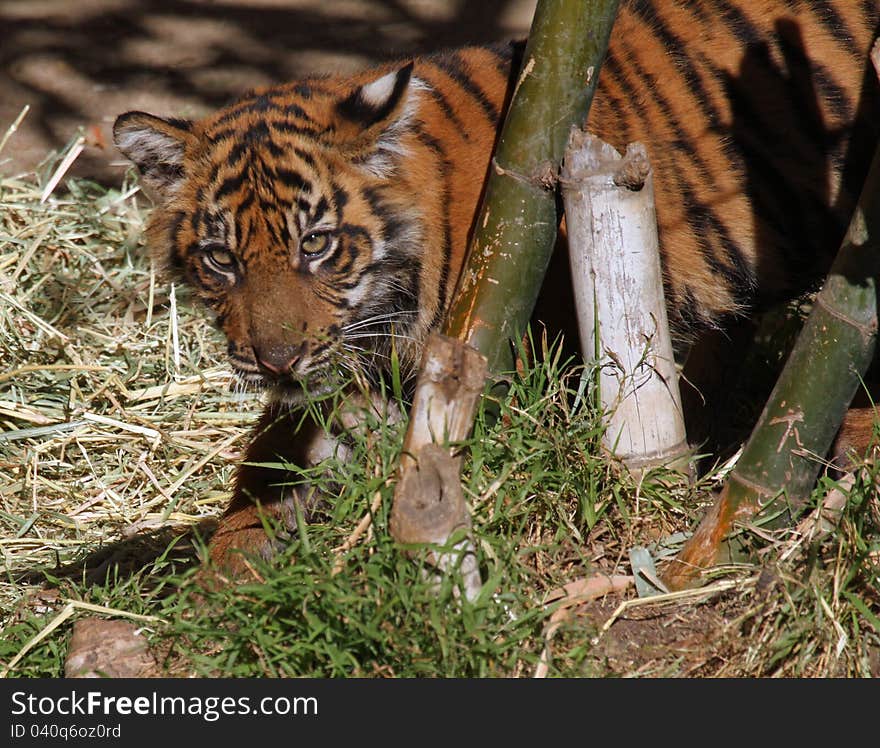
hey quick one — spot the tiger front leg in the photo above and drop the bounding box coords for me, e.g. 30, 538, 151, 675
207, 403, 346, 577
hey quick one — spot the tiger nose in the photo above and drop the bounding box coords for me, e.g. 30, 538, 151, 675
253, 342, 307, 376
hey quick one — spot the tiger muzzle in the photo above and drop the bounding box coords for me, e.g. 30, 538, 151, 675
252, 340, 309, 379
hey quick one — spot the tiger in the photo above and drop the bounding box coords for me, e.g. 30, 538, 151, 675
113, 0, 880, 575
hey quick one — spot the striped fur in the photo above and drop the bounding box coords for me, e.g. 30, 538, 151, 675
591, 1, 879, 333
113, 0, 880, 571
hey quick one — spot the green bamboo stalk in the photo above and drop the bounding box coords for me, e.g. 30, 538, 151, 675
443, 0, 622, 374
664, 141, 880, 591
390, 0, 622, 580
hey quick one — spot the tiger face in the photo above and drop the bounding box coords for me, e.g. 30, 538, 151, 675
114, 64, 430, 402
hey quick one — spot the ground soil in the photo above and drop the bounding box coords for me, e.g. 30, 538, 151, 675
0, 0, 536, 184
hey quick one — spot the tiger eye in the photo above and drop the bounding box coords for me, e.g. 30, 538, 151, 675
205, 246, 236, 270
300, 232, 330, 256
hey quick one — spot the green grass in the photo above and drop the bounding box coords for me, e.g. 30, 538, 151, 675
2, 331, 668, 678
168, 341, 693, 678
1, 134, 878, 679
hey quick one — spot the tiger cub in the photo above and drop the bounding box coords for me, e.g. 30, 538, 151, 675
113, 0, 880, 573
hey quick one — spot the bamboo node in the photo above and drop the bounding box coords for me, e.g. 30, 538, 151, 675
726, 470, 781, 502
491, 156, 558, 190
814, 293, 879, 340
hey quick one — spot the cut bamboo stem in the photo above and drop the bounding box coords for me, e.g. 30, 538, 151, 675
561, 129, 689, 473
390, 333, 488, 600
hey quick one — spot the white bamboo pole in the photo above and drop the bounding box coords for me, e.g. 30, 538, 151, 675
561, 128, 689, 472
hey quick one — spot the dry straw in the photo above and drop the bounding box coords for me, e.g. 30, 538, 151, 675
0, 119, 263, 620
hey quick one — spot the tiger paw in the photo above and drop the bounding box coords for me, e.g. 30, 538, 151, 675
204, 525, 280, 581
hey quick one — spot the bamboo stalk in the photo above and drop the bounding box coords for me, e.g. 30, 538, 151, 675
390, 0, 622, 592
663, 140, 880, 591
443, 0, 622, 372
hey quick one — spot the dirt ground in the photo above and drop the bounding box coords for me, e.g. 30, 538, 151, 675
0, 0, 536, 185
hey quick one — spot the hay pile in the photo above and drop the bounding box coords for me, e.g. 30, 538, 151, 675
0, 121, 262, 608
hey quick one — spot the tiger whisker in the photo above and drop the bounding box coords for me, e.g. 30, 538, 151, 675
342, 347, 392, 363
345, 309, 418, 325
344, 332, 421, 344
342, 313, 418, 333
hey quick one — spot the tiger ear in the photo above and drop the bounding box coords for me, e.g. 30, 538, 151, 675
113, 112, 195, 197
334, 63, 419, 175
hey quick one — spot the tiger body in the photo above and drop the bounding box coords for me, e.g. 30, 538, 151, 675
113, 0, 880, 571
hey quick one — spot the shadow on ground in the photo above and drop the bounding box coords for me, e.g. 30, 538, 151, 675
0, 0, 536, 184
17, 520, 216, 588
